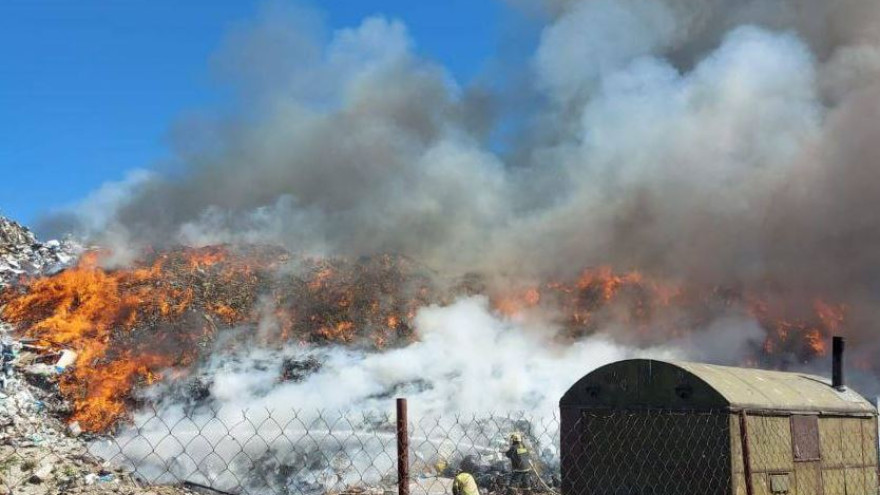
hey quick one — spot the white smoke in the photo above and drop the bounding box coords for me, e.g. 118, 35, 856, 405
535, 0, 680, 102
192, 296, 677, 415
121, 297, 677, 417
46, 1, 860, 294
496, 24, 823, 281
95, 297, 688, 493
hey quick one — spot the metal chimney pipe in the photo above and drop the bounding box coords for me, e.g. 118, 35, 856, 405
832, 336, 845, 391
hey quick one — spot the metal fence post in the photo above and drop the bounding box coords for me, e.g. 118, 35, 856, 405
397, 398, 410, 495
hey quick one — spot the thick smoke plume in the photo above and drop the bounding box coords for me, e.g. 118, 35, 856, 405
43, 0, 880, 377
22, 2, 880, 490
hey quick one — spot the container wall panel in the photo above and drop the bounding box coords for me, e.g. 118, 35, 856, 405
845, 467, 866, 494
861, 418, 878, 466
841, 418, 865, 466
822, 469, 845, 495
752, 473, 771, 495
794, 461, 821, 495
863, 467, 878, 495
819, 418, 844, 468
733, 473, 748, 495
747, 415, 794, 473
731, 414, 744, 475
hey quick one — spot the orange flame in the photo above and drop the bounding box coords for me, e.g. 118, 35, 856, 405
0, 247, 433, 431
492, 266, 845, 363
0, 252, 850, 432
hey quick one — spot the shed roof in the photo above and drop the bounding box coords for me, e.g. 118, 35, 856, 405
561, 359, 877, 416
672, 360, 875, 414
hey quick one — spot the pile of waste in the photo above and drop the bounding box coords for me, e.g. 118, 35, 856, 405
0, 324, 201, 495
0, 217, 204, 494
0, 211, 850, 436
0, 216, 79, 289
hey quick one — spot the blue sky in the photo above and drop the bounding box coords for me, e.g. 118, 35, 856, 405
0, 0, 509, 225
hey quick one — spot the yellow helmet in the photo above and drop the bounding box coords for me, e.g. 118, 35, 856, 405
509, 432, 523, 443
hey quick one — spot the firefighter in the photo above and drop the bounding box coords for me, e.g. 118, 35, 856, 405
505, 432, 532, 492
452, 468, 480, 495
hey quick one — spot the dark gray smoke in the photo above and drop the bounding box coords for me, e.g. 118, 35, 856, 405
44, 0, 880, 368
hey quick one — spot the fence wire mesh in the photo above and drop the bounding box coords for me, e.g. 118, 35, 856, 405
2, 404, 879, 495
561, 409, 731, 495
560, 408, 880, 495
0, 407, 560, 495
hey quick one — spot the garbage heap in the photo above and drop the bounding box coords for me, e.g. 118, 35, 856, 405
0, 324, 203, 495
0, 217, 79, 289
0, 216, 196, 495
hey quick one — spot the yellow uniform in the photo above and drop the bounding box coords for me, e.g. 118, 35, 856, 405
453, 472, 480, 495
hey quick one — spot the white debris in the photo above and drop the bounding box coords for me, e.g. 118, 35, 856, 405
55, 350, 78, 371
30, 463, 54, 483
23, 363, 58, 377
68, 420, 83, 438
0, 215, 81, 288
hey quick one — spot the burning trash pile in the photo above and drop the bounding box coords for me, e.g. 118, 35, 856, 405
0, 216, 852, 435
0, 217, 199, 494
0, 328, 200, 495
0, 242, 440, 433
0, 214, 859, 495
490, 268, 845, 368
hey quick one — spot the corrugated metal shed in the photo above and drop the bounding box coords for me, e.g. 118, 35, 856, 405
672, 360, 876, 415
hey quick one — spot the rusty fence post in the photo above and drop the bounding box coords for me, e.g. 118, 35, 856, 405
397, 398, 410, 495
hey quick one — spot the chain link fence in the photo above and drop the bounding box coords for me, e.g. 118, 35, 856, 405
560, 408, 880, 495
0, 406, 560, 495
3, 403, 878, 495
561, 409, 731, 495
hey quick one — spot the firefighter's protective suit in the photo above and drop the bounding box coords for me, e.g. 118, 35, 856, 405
505, 433, 532, 490
453, 472, 480, 495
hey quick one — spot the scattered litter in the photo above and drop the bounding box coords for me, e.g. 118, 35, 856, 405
24, 363, 57, 377
29, 463, 54, 483
55, 349, 78, 371
68, 420, 83, 437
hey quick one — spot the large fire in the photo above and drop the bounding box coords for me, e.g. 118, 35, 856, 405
0, 246, 433, 431
0, 246, 847, 432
